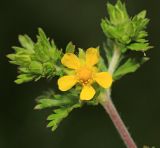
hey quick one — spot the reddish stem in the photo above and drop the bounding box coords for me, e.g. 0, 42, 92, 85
101, 97, 137, 148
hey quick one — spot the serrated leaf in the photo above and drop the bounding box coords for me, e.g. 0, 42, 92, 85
34, 90, 82, 132
127, 43, 152, 51
35, 99, 62, 110
35, 98, 74, 110
15, 74, 34, 84
113, 58, 149, 80
47, 103, 82, 132
35, 90, 80, 110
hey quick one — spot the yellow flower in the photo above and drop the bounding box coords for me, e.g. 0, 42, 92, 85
58, 48, 112, 101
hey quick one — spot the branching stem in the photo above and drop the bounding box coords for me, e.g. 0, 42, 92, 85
101, 47, 137, 148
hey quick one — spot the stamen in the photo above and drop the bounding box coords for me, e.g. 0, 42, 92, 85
76, 66, 93, 85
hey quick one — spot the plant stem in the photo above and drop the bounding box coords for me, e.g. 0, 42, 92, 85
108, 46, 121, 75
101, 46, 137, 148
101, 95, 137, 148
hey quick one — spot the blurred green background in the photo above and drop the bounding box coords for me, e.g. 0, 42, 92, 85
0, 0, 159, 148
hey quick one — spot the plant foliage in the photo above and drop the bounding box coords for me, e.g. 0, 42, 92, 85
7, 0, 152, 133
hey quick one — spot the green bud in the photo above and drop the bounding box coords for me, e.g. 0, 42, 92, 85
107, 0, 129, 26
18, 35, 34, 51
120, 35, 131, 44
101, 0, 151, 52
43, 62, 55, 77
29, 61, 43, 74
15, 55, 31, 65
133, 10, 147, 21
136, 31, 148, 40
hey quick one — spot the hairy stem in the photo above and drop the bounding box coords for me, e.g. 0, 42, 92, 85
102, 47, 137, 148
101, 95, 137, 148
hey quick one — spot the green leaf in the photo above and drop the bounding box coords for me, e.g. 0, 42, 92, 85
127, 43, 152, 51
35, 96, 75, 110
35, 90, 80, 110
34, 89, 82, 132
113, 57, 149, 80
15, 74, 34, 84
66, 42, 75, 53
47, 103, 82, 131
35, 98, 75, 110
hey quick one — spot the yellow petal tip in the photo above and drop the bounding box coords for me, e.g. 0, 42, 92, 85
58, 76, 77, 91
80, 85, 96, 101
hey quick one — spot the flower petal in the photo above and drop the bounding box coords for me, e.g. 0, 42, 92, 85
94, 72, 112, 88
58, 75, 77, 91
86, 48, 100, 66
61, 53, 80, 69
80, 85, 96, 100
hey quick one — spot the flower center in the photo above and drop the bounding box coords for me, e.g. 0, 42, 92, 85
76, 67, 93, 85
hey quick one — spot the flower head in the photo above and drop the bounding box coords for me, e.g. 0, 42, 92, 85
58, 48, 112, 100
